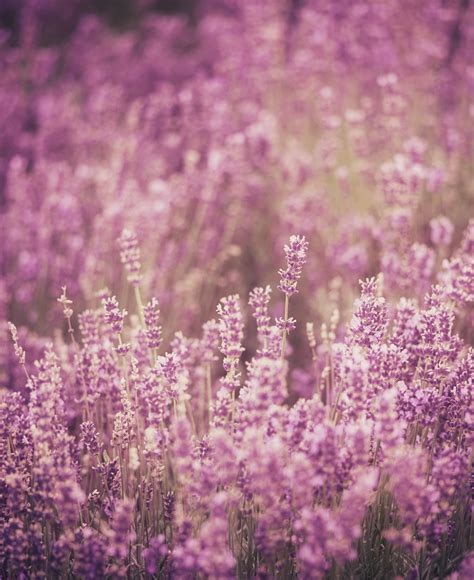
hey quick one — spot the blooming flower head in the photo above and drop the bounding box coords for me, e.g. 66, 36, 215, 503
57, 286, 73, 319
144, 297, 162, 350
216, 294, 244, 371
430, 216, 454, 247
102, 296, 127, 335
249, 285, 272, 342
239, 356, 288, 416
278, 235, 309, 296
348, 276, 388, 348
118, 228, 142, 286
7, 322, 26, 366
200, 319, 220, 364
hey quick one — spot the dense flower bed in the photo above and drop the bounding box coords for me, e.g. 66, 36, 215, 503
1, 1, 473, 578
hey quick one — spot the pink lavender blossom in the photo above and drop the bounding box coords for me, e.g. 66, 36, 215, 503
249, 285, 272, 344
217, 294, 244, 378
102, 296, 127, 335
144, 534, 168, 575
143, 297, 163, 350
430, 216, 454, 247
278, 235, 309, 297
118, 229, 143, 286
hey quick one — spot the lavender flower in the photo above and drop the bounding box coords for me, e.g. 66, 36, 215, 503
430, 216, 454, 247
144, 535, 168, 575
249, 285, 272, 343
348, 276, 388, 348
80, 420, 103, 455
216, 294, 244, 381
102, 296, 127, 335
239, 357, 287, 419
200, 319, 220, 364
143, 297, 162, 350
74, 527, 108, 579
118, 228, 143, 286
278, 235, 309, 296
7, 322, 26, 367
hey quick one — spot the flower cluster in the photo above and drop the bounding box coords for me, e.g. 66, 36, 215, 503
3, 223, 472, 577
2, 1, 473, 578
216, 294, 244, 375
278, 235, 309, 297
118, 229, 143, 287
102, 296, 127, 335
143, 297, 163, 350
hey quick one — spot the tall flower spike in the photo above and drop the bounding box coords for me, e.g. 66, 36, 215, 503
278, 235, 309, 297
216, 294, 244, 372
249, 286, 272, 344
57, 286, 73, 319
278, 235, 308, 358
144, 297, 162, 350
118, 229, 143, 286
201, 319, 220, 364
348, 275, 388, 348
102, 296, 127, 335
7, 322, 26, 367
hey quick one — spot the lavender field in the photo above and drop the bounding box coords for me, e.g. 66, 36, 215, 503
1, 1, 473, 578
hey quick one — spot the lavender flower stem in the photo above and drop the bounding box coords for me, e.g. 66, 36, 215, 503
206, 364, 213, 425
133, 285, 146, 327
281, 294, 289, 360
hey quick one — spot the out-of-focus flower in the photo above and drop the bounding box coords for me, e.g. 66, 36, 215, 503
118, 229, 143, 286
430, 216, 454, 247
217, 294, 244, 376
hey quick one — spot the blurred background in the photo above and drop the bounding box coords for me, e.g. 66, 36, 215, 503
0, 1, 198, 45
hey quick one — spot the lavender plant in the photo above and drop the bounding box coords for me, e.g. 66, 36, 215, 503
2, 226, 473, 578
1, 1, 473, 578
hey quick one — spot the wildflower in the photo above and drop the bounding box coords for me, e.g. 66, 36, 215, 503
278, 235, 309, 296
200, 319, 220, 364
102, 296, 127, 335
107, 499, 136, 570
348, 276, 388, 348
8, 322, 27, 377
216, 294, 244, 381
306, 322, 316, 349
249, 285, 272, 342
144, 535, 168, 575
239, 356, 287, 420
143, 297, 162, 349
430, 216, 454, 247
118, 228, 142, 286
57, 285, 73, 319
80, 421, 103, 455
275, 316, 296, 334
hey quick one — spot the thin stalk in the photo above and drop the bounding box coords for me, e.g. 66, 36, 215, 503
66, 313, 90, 420
281, 294, 289, 359
206, 364, 213, 426
133, 285, 146, 327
